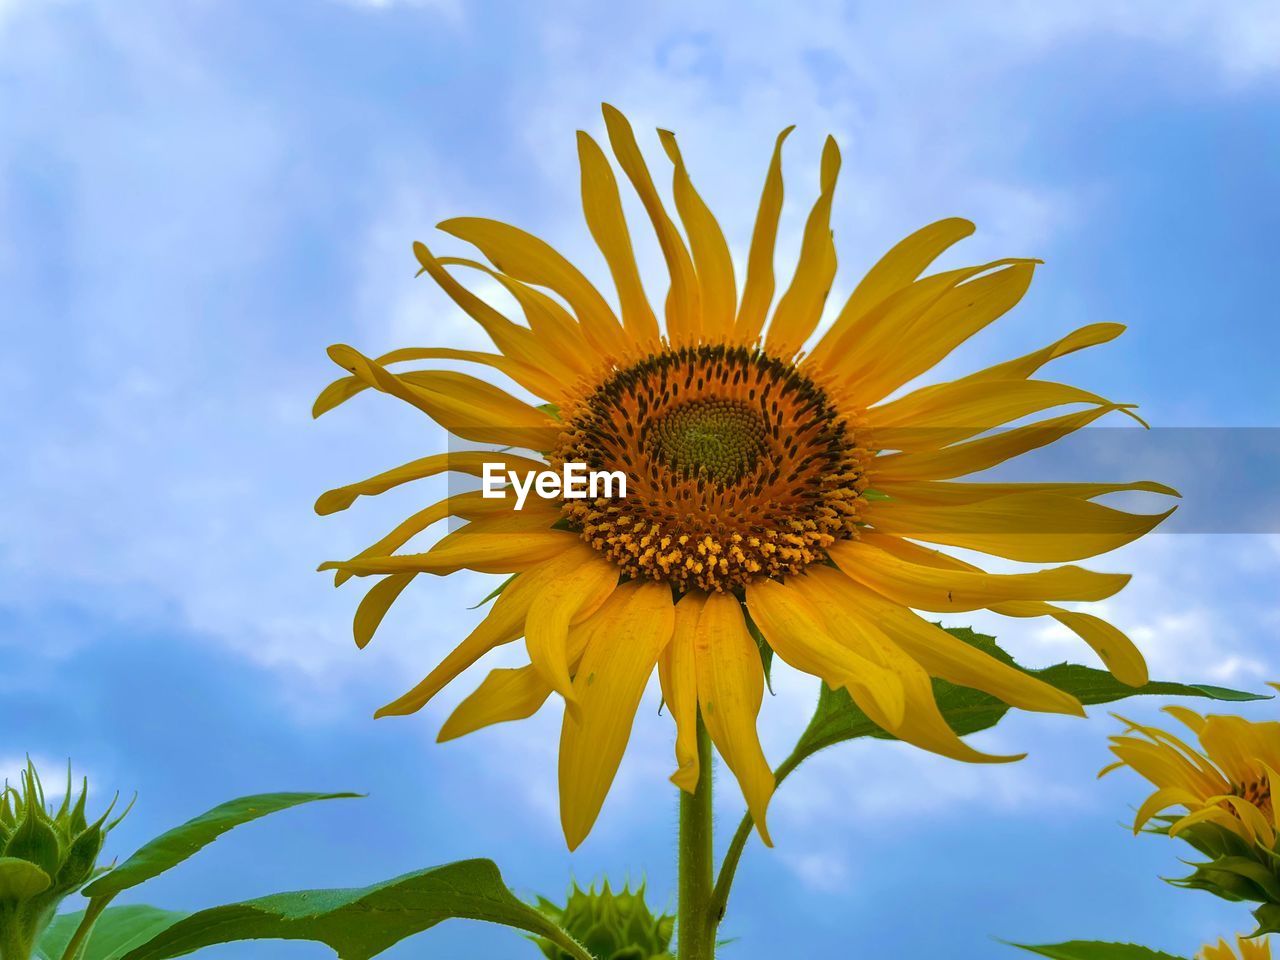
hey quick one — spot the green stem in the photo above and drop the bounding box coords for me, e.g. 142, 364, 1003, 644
0, 906, 34, 960
677, 717, 715, 960
707, 750, 804, 929
59, 896, 112, 960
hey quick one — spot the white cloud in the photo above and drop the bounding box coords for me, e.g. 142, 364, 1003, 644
3, 1, 1279, 851
332, 0, 460, 14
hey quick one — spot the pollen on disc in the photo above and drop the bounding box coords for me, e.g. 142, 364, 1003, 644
552, 345, 870, 592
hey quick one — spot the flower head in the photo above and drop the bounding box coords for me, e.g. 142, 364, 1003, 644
1104, 706, 1280, 849
1200, 935, 1271, 960
0, 761, 126, 958
317, 105, 1175, 849
533, 881, 673, 960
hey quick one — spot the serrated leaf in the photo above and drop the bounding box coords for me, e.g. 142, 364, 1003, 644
38, 905, 188, 960
789, 627, 1264, 767
83, 792, 359, 899
116, 859, 591, 960
1011, 941, 1188, 959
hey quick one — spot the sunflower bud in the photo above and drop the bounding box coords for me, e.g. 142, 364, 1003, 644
533, 881, 674, 960
0, 761, 126, 960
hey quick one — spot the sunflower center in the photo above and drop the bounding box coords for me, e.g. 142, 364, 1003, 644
1234, 775, 1273, 815
646, 400, 767, 484
552, 345, 869, 592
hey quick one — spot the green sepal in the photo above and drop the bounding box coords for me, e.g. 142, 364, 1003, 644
534, 881, 674, 960
0, 857, 52, 900
5, 803, 62, 879
1252, 903, 1280, 937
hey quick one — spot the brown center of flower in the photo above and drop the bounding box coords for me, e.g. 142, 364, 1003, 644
552, 345, 869, 592
1233, 775, 1273, 818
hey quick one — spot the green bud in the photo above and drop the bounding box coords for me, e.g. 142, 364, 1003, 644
533, 880, 674, 960
0, 761, 127, 960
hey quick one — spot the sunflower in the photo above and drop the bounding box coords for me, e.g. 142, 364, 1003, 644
1200, 935, 1272, 960
316, 104, 1175, 850
1103, 705, 1280, 848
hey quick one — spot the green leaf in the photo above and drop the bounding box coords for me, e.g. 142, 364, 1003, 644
116, 859, 591, 960
470, 573, 517, 610
788, 626, 1265, 768
1010, 941, 1187, 960
37, 905, 188, 960
83, 792, 359, 899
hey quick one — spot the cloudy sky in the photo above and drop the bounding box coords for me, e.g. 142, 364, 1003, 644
4, 1, 1280, 957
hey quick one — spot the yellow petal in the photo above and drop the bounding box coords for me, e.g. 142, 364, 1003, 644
810, 218, 975, 365
353, 573, 415, 649
325, 344, 560, 448
996, 602, 1149, 687
314, 346, 564, 416
658, 594, 705, 793
695, 592, 776, 844
867, 379, 1127, 451
658, 129, 737, 339
373, 544, 598, 717
734, 127, 793, 343
314, 450, 547, 516
812, 258, 1020, 381
434, 217, 630, 357
829, 538, 1130, 611
601, 104, 701, 344
954, 322, 1126, 385
320, 527, 572, 577
853, 260, 1039, 404
862, 493, 1175, 562
873, 479, 1180, 506
746, 578, 905, 729
435, 257, 592, 375
437, 665, 552, 742
333, 489, 547, 587
412, 240, 578, 374
576, 131, 661, 344
828, 573, 1084, 717
1132, 785, 1203, 832
871, 404, 1139, 481
764, 136, 840, 357
558, 581, 675, 849
525, 557, 621, 711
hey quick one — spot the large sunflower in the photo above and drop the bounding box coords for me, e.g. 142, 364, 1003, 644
317, 105, 1175, 849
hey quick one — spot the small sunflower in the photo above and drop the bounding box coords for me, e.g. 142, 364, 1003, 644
317, 105, 1174, 849
1104, 705, 1280, 848
1200, 935, 1272, 960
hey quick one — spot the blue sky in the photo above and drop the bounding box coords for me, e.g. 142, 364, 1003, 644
4, 1, 1280, 957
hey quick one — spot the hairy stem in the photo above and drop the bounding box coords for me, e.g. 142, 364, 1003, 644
59, 896, 112, 960
708, 750, 804, 929
677, 717, 715, 960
